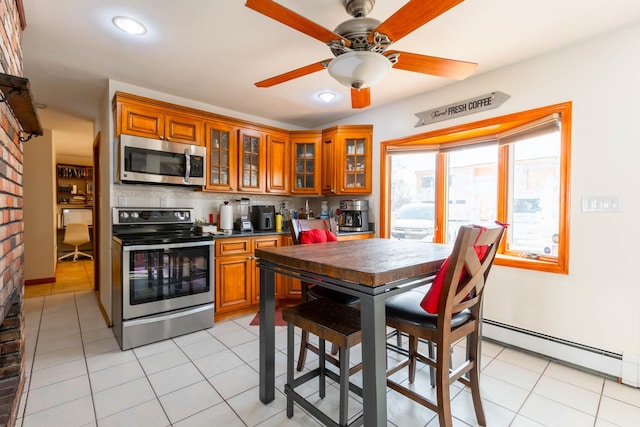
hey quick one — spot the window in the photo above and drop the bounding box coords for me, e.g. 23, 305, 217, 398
381, 103, 571, 274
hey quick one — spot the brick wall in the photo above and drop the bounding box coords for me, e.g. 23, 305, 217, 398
0, 1, 27, 426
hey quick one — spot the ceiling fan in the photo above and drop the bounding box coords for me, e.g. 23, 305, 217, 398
245, 0, 478, 109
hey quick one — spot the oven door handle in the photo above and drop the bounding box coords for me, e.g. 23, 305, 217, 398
121, 239, 214, 252
184, 148, 191, 184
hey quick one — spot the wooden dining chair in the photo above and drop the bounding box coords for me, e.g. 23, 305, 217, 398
288, 218, 361, 372
385, 223, 506, 427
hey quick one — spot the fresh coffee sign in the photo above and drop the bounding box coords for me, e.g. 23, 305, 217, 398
415, 91, 510, 127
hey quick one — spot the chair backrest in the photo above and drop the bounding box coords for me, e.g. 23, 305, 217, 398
439, 224, 506, 317
288, 218, 338, 245
63, 223, 91, 245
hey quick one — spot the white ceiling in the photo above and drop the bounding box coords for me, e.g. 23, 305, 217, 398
21, 0, 640, 136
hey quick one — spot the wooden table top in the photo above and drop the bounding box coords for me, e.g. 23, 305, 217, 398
255, 238, 450, 287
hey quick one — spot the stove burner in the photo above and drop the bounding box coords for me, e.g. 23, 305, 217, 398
112, 207, 211, 246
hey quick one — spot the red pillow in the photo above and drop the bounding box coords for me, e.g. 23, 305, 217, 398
299, 229, 338, 244
419, 226, 489, 314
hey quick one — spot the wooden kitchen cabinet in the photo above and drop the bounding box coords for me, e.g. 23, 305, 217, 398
204, 120, 238, 192
280, 235, 302, 299
215, 238, 253, 314
290, 130, 321, 195
266, 132, 289, 194
251, 235, 282, 304
321, 125, 373, 195
214, 235, 282, 316
114, 92, 204, 145
238, 128, 266, 193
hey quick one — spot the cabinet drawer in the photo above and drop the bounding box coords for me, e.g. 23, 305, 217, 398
216, 238, 252, 256
253, 236, 280, 251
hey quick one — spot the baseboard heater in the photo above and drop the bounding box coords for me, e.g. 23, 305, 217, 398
482, 318, 622, 379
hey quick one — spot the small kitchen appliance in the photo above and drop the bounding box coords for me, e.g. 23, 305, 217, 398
251, 205, 276, 231
234, 198, 253, 232
339, 199, 369, 232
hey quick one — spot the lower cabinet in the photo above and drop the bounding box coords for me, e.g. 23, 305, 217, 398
215, 235, 282, 318
215, 232, 374, 319
280, 235, 302, 299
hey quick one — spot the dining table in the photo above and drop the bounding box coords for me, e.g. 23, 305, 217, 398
255, 237, 450, 426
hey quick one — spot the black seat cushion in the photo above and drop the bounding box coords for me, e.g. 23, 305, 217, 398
385, 290, 471, 329
307, 284, 360, 306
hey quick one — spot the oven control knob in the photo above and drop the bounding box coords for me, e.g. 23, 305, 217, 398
120, 212, 129, 219
131, 212, 139, 219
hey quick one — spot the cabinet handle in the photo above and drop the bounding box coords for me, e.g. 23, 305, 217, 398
166, 137, 171, 141
159, 136, 164, 140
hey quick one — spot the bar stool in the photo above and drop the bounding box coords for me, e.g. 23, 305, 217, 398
282, 298, 363, 427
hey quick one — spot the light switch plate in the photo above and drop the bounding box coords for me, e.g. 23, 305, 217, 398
581, 195, 622, 212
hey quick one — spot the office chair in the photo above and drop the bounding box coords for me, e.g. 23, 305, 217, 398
58, 223, 93, 262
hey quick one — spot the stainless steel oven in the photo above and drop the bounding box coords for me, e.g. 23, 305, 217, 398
116, 134, 206, 186
112, 208, 214, 350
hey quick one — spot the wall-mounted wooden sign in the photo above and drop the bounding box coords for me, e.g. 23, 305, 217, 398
415, 91, 510, 127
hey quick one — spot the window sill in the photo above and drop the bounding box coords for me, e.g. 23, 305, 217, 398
495, 253, 568, 274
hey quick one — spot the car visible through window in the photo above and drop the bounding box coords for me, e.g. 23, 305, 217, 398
391, 203, 435, 241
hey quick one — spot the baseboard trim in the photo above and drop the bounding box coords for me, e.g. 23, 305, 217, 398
24, 277, 55, 286
483, 318, 622, 379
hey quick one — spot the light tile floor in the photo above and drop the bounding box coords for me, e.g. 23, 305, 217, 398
19, 290, 640, 427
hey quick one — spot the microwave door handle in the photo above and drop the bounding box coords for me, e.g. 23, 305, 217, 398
184, 148, 191, 184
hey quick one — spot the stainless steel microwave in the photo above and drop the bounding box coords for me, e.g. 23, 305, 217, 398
116, 134, 206, 186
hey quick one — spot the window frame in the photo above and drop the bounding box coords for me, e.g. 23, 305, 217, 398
380, 102, 571, 274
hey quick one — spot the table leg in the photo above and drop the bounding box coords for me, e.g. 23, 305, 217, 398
359, 294, 387, 426
259, 268, 275, 403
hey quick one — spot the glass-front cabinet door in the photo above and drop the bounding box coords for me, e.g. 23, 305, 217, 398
322, 125, 372, 195
238, 129, 266, 193
205, 121, 237, 192
343, 136, 368, 191
290, 130, 321, 194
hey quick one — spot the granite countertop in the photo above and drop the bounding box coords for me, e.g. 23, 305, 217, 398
210, 229, 374, 239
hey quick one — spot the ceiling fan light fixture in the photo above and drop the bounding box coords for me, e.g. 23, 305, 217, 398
328, 51, 391, 89
112, 16, 147, 35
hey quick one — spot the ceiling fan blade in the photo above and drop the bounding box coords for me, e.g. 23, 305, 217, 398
373, 0, 464, 43
246, 0, 349, 46
386, 50, 477, 80
351, 87, 371, 109
255, 60, 331, 88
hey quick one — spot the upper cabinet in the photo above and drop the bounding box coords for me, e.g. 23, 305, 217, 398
238, 128, 266, 193
266, 132, 290, 194
114, 92, 204, 145
204, 121, 238, 192
290, 130, 321, 195
113, 92, 373, 196
322, 125, 373, 195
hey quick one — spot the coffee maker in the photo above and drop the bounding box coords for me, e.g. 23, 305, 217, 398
339, 199, 369, 232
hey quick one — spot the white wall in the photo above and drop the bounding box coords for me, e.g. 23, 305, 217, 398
24, 129, 56, 281
326, 22, 640, 357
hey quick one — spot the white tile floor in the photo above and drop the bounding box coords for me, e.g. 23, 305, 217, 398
18, 291, 640, 427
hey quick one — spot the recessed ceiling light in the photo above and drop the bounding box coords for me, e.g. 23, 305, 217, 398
318, 92, 337, 103
112, 16, 147, 35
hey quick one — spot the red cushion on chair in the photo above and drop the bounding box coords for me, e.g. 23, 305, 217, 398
419, 226, 489, 314
299, 229, 338, 244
